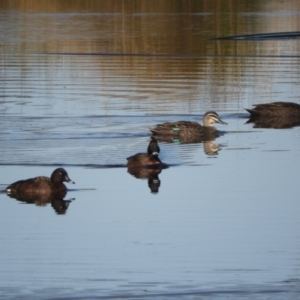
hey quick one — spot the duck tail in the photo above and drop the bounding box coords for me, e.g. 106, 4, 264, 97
245, 108, 258, 116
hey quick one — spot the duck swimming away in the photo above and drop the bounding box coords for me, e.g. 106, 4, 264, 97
149, 111, 227, 138
246, 102, 300, 118
127, 138, 166, 168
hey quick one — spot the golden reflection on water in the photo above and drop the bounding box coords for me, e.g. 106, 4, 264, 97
1, 0, 300, 108
1, 0, 300, 56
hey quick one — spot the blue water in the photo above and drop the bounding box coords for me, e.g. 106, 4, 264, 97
1, 1, 300, 299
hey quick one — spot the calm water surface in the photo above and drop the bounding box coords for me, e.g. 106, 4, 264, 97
1, 1, 300, 299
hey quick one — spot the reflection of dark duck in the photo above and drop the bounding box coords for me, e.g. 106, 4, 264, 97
6, 188, 67, 206
127, 167, 161, 194
127, 138, 167, 168
150, 111, 227, 139
51, 198, 73, 215
8, 190, 73, 215
148, 175, 160, 194
246, 102, 300, 118
6, 168, 75, 198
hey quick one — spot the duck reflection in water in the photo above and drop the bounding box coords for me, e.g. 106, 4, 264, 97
51, 197, 74, 215
6, 168, 75, 215
127, 167, 162, 194
246, 102, 300, 129
127, 138, 167, 193
152, 134, 221, 156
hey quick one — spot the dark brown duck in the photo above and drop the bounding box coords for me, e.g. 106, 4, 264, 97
246, 102, 300, 118
6, 168, 75, 197
127, 138, 166, 168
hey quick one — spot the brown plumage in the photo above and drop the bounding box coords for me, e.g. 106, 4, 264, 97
126, 138, 166, 168
127, 153, 162, 168
6, 168, 75, 198
246, 116, 300, 129
150, 111, 227, 139
246, 102, 300, 118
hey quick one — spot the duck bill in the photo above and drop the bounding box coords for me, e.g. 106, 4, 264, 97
217, 118, 227, 125
65, 174, 75, 184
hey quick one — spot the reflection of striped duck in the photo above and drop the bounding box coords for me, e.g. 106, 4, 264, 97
246, 102, 300, 117
150, 111, 227, 139
126, 138, 167, 168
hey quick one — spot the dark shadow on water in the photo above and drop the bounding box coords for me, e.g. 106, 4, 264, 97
0, 163, 128, 168
213, 31, 300, 40
67, 188, 96, 192
35, 284, 300, 300
0, 163, 182, 170
36, 52, 300, 58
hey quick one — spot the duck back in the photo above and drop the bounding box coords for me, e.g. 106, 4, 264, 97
150, 121, 206, 136
127, 153, 162, 167
246, 102, 300, 117
6, 176, 67, 195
